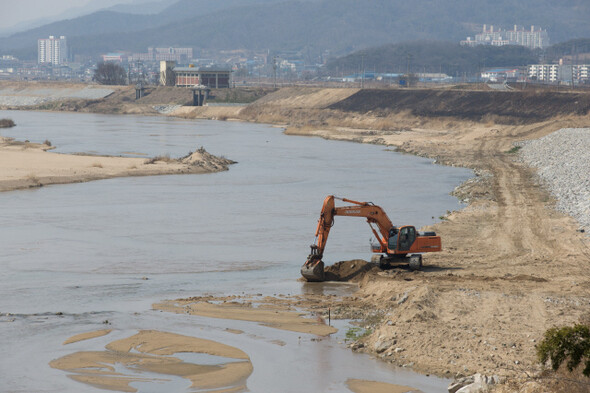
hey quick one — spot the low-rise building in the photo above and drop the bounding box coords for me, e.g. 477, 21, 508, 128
481, 68, 522, 82
160, 61, 232, 88
528, 64, 560, 82
527, 63, 590, 84
102, 53, 127, 63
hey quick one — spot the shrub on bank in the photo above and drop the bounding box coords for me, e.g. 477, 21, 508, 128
538, 324, 590, 376
0, 118, 16, 128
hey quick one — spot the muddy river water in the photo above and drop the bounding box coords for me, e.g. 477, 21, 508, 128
0, 110, 472, 392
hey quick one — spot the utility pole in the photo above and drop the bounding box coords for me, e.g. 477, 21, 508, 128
361, 55, 365, 89
571, 43, 576, 90
272, 56, 277, 89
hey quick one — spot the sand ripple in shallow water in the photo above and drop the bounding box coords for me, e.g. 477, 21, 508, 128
50, 330, 252, 392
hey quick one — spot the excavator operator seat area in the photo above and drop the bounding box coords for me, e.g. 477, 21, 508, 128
398, 226, 416, 251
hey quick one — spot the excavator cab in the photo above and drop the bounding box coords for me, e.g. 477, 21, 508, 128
397, 226, 416, 252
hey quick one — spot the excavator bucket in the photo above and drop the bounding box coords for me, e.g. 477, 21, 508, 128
301, 245, 325, 282
301, 258, 325, 282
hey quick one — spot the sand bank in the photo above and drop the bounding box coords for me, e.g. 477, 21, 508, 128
63, 329, 112, 345
50, 330, 252, 393
154, 296, 337, 336
0, 136, 234, 192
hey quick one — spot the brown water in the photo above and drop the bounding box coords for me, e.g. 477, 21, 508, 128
0, 110, 470, 392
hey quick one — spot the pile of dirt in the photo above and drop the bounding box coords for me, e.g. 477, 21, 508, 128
324, 259, 380, 282
180, 147, 236, 171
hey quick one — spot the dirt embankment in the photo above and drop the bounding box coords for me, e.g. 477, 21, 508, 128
328, 89, 590, 124
0, 81, 273, 117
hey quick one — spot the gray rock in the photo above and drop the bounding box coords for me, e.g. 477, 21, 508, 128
449, 373, 503, 393
374, 339, 393, 353
397, 292, 409, 305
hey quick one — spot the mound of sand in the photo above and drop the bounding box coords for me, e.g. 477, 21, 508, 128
324, 259, 380, 282
180, 147, 236, 171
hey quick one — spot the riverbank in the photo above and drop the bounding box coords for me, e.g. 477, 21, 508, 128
0, 136, 234, 192
3, 82, 590, 391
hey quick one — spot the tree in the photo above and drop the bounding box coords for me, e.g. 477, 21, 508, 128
537, 324, 590, 376
94, 62, 127, 85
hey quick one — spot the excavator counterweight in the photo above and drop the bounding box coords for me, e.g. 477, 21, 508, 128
301, 195, 442, 282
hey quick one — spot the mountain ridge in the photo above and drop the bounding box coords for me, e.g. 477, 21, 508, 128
2, 0, 589, 60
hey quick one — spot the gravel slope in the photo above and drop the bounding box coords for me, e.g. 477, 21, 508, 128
519, 128, 590, 231
0, 86, 113, 106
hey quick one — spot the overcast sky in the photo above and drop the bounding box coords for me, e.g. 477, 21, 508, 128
0, 0, 142, 31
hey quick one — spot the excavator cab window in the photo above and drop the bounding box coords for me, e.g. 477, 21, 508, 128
398, 226, 416, 251
388, 227, 399, 250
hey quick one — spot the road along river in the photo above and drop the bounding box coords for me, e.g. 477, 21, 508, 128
0, 110, 472, 392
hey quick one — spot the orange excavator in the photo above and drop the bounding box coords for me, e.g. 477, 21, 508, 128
301, 195, 442, 281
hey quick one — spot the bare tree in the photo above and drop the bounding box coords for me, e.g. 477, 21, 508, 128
94, 62, 127, 85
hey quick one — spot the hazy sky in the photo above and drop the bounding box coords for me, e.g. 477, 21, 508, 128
0, 0, 140, 30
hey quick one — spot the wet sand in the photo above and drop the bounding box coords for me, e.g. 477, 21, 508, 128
154, 297, 337, 336
63, 329, 112, 345
51, 330, 253, 393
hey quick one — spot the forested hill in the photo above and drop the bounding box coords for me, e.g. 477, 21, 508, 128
325, 41, 540, 76
2, 0, 589, 59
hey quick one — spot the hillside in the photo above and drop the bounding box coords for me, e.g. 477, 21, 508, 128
325, 41, 540, 75
2, 0, 590, 60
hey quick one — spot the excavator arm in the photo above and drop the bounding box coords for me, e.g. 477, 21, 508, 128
302, 195, 394, 281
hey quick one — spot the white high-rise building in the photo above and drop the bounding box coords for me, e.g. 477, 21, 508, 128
461, 25, 549, 49
38, 36, 67, 65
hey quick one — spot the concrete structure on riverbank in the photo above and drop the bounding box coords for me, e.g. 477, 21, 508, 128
159, 60, 231, 88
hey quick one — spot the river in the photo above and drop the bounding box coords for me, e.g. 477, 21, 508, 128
0, 110, 472, 392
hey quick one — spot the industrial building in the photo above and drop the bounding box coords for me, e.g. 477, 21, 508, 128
160, 61, 232, 88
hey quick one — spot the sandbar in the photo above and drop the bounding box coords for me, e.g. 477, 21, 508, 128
0, 136, 233, 192
63, 329, 112, 345
154, 298, 337, 336
51, 330, 252, 393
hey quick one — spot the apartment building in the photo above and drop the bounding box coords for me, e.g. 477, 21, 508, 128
38, 36, 67, 65
528, 64, 590, 83
528, 64, 560, 82
461, 25, 549, 49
